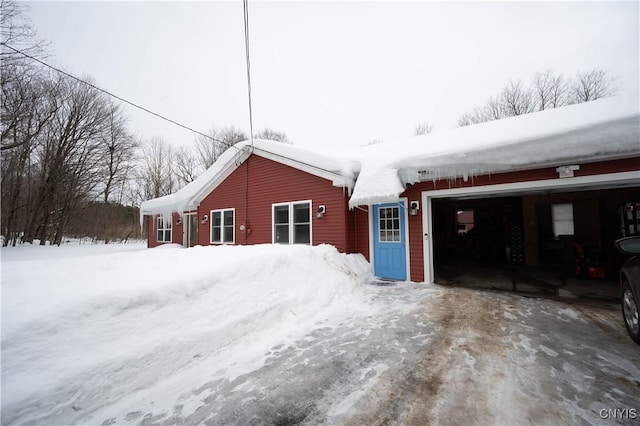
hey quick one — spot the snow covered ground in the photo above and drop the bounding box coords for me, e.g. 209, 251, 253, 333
2, 243, 639, 425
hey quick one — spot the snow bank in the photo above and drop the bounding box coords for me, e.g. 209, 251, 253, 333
349, 95, 640, 207
1, 243, 374, 425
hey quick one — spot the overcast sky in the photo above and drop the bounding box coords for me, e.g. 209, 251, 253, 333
26, 1, 639, 150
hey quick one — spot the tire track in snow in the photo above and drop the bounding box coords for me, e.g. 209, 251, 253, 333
341, 287, 511, 425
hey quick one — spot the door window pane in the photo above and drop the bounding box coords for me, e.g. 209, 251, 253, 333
188, 215, 198, 247
379, 207, 400, 242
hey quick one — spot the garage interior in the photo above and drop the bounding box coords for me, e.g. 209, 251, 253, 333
432, 187, 640, 301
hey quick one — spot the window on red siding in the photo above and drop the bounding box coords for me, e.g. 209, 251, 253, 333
157, 217, 172, 242
273, 201, 311, 245
211, 209, 235, 244
293, 203, 310, 244
274, 205, 290, 244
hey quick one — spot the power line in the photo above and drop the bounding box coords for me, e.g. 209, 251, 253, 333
1, 42, 234, 148
243, 0, 254, 147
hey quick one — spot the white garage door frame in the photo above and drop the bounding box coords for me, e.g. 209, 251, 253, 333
420, 170, 640, 284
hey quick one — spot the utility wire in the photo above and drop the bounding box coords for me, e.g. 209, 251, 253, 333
1, 42, 236, 148
243, 0, 254, 147
241, 0, 255, 243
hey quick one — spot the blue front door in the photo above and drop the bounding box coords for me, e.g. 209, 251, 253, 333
373, 202, 407, 280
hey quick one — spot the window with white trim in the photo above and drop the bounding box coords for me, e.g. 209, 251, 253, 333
273, 201, 311, 245
552, 203, 574, 237
210, 209, 235, 244
157, 216, 172, 242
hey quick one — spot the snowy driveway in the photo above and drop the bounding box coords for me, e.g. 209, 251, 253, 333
110, 285, 639, 426
3, 244, 639, 426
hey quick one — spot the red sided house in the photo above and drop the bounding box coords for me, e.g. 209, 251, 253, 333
141, 142, 366, 254
141, 96, 640, 283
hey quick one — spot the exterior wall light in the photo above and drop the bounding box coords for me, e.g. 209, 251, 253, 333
410, 200, 419, 216
317, 205, 326, 219
201, 214, 208, 224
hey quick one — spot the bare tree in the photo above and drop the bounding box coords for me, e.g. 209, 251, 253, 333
138, 137, 176, 200
193, 125, 247, 171
501, 80, 534, 116
254, 127, 291, 143
1, 66, 60, 245
25, 75, 113, 245
457, 106, 487, 127
1, 0, 49, 67
195, 129, 222, 170
413, 122, 435, 136
570, 68, 618, 103
219, 125, 247, 148
99, 101, 138, 204
174, 145, 200, 185
97, 102, 138, 242
533, 70, 569, 110
458, 68, 620, 127
457, 96, 506, 127
1, 3, 146, 245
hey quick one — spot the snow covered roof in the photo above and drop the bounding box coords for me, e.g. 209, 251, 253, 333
349, 95, 640, 207
140, 139, 359, 217
142, 95, 639, 217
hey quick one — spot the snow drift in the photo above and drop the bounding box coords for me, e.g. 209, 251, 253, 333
1, 243, 374, 425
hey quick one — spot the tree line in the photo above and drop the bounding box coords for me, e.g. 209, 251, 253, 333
139, 127, 289, 201
457, 69, 618, 127
0, 0, 288, 246
2, 1, 621, 246
414, 68, 618, 134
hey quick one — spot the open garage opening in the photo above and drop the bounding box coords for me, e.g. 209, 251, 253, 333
430, 187, 640, 301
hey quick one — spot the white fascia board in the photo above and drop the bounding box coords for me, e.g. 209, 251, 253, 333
421, 170, 640, 199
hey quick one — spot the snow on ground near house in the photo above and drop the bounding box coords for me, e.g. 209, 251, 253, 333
3, 243, 640, 425
1, 243, 380, 425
